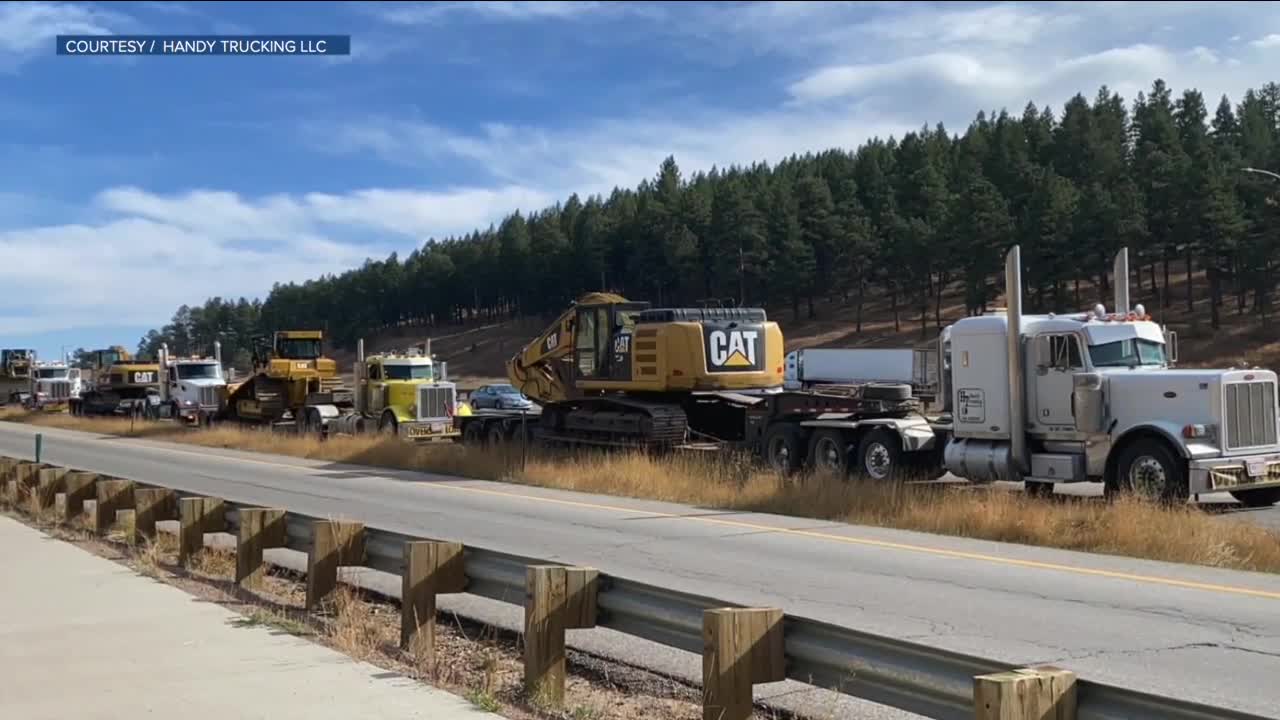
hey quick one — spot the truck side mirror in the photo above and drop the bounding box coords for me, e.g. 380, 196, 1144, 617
1034, 336, 1053, 370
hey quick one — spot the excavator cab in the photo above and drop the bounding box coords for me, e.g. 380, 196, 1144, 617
572, 301, 650, 382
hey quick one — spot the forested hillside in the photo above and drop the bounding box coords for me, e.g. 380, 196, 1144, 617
129, 78, 1280, 370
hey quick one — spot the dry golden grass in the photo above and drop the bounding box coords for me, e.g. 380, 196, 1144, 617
6, 409, 1280, 575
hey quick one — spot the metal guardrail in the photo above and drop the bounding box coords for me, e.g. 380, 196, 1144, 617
7, 459, 1275, 720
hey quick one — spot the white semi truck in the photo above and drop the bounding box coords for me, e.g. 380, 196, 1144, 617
802, 245, 1280, 507
154, 342, 228, 424
26, 360, 81, 411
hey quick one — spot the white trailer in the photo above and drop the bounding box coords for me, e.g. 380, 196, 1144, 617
800, 245, 1280, 507
784, 347, 939, 400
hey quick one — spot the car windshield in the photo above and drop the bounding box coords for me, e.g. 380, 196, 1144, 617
384, 364, 433, 380
176, 363, 220, 380
36, 368, 68, 379
1089, 338, 1167, 367
277, 338, 321, 359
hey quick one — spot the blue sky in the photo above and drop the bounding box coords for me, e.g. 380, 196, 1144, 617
3, 0, 1280, 360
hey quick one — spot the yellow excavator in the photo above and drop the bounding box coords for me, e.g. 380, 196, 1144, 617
494, 292, 786, 449
219, 330, 355, 434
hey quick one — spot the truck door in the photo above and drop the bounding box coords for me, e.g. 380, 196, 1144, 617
1032, 333, 1084, 431
367, 362, 384, 412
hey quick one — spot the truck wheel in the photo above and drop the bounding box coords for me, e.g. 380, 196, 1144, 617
763, 424, 806, 476
1112, 438, 1188, 504
463, 421, 486, 446
807, 429, 852, 478
1230, 486, 1280, 508
855, 427, 902, 482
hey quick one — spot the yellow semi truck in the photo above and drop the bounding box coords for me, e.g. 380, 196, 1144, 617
327, 339, 460, 442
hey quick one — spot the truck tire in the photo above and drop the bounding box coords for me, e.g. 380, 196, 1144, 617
1229, 486, 1280, 508
855, 427, 902, 482
807, 429, 852, 478
379, 411, 398, 436
1111, 437, 1189, 504
863, 383, 912, 402
763, 423, 806, 476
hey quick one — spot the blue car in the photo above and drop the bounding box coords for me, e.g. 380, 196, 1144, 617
469, 383, 533, 410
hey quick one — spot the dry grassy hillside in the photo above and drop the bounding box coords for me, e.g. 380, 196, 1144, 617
346, 270, 1280, 390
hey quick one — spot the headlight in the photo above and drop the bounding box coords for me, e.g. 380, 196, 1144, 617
1182, 423, 1216, 439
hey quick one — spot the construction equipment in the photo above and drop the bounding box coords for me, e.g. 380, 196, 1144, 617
1, 349, 35, 405
218, 330, 354, 435
327, 339, 461, 442
459, 292, 787, 450
69, 346, 162, 416
154, 342, 228, 424
26, 359, 81, 411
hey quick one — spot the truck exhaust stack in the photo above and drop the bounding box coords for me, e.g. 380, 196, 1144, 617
1005, 245, 1027, 477
1113, 247, 1129, 316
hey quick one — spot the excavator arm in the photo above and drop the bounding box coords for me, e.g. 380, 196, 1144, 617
506, 292, 628, 404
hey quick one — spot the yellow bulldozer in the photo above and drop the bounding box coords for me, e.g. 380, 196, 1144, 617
219, 330, 355, 435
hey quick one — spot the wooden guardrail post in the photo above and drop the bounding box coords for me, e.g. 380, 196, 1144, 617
306, 519, 365, 610
702, 608, 785, 720
401, 540, 466, 666
32, 467, 69, 516
92, 479, 135, 535
524, 565, 599, 707
62, 472, 98, 524
14, 461, 43, 508
134, 488, 177, 541
236, 508, 287, 587
974, 666, 1077, 720
179, 496, 226, 566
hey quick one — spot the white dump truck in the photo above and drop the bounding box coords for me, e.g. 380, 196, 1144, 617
803, 245, 1280, 507
154, 342, 228, 424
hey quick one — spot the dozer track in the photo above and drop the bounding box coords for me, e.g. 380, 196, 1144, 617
539, 397, 688, 451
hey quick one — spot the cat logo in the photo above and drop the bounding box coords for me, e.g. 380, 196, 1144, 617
706, 328, 760, 372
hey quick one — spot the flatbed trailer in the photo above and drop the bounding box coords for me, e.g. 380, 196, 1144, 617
453, 383, 951, 481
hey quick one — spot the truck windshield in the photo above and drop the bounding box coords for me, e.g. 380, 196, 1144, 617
1089, 338, 1167, 367
36, 368, 68, 379
176, 364, 220, 380
276, 339, 321, 359
384, 364, 433, 381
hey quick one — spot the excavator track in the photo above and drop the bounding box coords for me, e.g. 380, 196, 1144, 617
539, 398, 688, 451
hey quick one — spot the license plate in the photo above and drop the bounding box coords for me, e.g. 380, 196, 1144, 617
407, 425, 434, 438
1247, 460, 1267, 478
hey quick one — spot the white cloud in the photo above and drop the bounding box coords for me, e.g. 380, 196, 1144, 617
0, 2, 134, 70
0, 184, 553, 336
1251, 33, 1280, 49
375, 1, 611, 25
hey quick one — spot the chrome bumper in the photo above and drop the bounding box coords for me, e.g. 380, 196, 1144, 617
1190, 453, 1280, 494
400, 420, 461, 441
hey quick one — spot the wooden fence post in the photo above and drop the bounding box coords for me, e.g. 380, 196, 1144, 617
401, 540, 466, 666
306, 519, 365, 610
93, 479, 135, 535
236, 508, 287, 587
974, 666, 1077, 720
702, 608, 786, 720
32, 467, 69, 516
62, 472, 98, 524
524, 565, 599, 707
14, 462, 42, 508
134, 488, 177, 541
179, 496, 226, 566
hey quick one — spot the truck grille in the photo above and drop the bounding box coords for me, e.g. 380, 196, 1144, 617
1224, 381, 1279, 450
417, 384, 456, 421
47, 382, 70, 400
200, 386, 220, 407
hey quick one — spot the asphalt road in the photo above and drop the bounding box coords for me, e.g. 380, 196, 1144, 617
3, 421, 1280, 719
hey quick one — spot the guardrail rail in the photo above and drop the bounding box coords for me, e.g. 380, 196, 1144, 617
0, 448, 1272, 720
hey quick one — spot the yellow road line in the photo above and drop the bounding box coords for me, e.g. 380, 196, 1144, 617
33, 426, 1280, 601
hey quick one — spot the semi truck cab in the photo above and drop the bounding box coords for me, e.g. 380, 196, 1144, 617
942, 246, 1280, 506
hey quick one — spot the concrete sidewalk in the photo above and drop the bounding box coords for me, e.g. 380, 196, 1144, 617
0, 516, 497, 720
